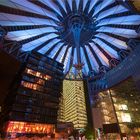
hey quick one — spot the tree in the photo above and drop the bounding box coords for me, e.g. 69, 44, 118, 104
85, 125, 95, 140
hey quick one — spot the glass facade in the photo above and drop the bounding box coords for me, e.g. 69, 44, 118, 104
1, 51, 63, 138
93, 78, 140, 139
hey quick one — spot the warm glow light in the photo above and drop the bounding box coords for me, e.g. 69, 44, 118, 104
26, 68, 51, 80
118, 104, 128, 110
21, 81, 39, 90
121, 113, 131, 122
6, 121, 54, 134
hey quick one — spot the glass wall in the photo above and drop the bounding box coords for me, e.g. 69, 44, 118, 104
95, 77, 140, 140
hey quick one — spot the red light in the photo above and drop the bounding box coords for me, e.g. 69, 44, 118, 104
6, 121, 54, 134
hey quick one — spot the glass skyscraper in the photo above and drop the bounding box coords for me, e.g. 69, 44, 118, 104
58, 80, 88, 129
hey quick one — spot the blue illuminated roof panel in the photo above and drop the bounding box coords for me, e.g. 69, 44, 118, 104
0, 0, 140, 80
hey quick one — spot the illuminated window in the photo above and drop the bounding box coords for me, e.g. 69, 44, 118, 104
112, 97, 117, 102
25, 68, 51, 80
121, 113, 131, 122
118, 104, 128, 110
44, 75, 51, 80
21, 81, 42, 91
101, 102, 106, 106
135, 108, 138, 111
37, 79, 45, 85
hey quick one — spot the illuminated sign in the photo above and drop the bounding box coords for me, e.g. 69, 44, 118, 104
6, 121, 54, 134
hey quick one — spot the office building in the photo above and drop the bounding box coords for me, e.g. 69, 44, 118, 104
0, 51, 63, 138
59, 80, 88, 129
92, 78, 140, 140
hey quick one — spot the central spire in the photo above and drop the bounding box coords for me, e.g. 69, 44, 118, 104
69, 15, 84, 67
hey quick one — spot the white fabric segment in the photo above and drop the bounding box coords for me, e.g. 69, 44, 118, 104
48, 42, 64, 57
67, 0, 73, 11
93, 0, 114, 16
0, 13, 57, 26
56, 45, 67, 62
76, 0, 80, 12
57, 0, 67, 13
0, 0, 40, 14
88, 0, 98, 14
97, 15, 140, 26
89, 42, 109, 66
83, 0, 88, 11
41, 0, 63, 17
85, 45, 99, 71
81, 47, 89, 75
96, 5, 128, 21
95, 33, 128, 49
22, 41, 45, 52
73, 48, 77, 65
38, 39, 61, 54
64, 47, 72, 73
97, 26, 138, 38
93, 38, 119, 59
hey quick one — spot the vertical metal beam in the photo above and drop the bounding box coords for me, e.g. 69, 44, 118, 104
53, 44, 66, 60
82, 45, 92, 71
91, 40, 112, 60
61, 44, 71, 64
78, 0, 83, 13
88, 0, 102, 17
84, 0, 91, 14
108, 89, 123, 140
68, 46, 74, 72
72, 0, 77, 13
53, 0, 67, 18
94, 1, 118, 18
87, 43, 102, 67
64, 0, 71, 13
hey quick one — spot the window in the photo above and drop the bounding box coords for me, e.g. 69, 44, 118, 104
21, 81, 42, 91
25, 68, 51, 80
121, 113, 131, 122
118, 104, 128, 110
